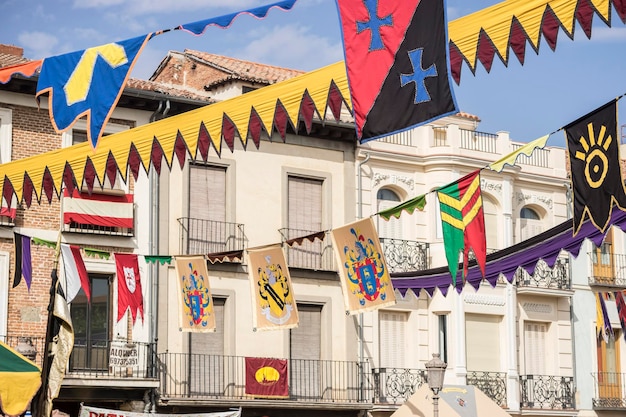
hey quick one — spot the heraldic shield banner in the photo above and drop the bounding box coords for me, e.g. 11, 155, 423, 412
175, 256, 216, 332
330, 217, 396, 314
247, 244, 299, 331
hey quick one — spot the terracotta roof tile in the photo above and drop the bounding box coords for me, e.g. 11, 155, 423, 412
125, 78, 214, 103
184, 50, 305, 88
456, 111, 480, 121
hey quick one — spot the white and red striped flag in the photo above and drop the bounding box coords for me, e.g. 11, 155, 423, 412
60, 243, 90, 303
62, 189, 133, 228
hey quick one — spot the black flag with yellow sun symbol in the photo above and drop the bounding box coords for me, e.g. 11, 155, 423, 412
565, 99, 626, 236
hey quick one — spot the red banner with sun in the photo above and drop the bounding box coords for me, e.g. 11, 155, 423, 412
245, 357, 288, 398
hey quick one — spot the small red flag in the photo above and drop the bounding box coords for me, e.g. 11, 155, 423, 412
115, 253, 144, 324
245, 357, 288, 398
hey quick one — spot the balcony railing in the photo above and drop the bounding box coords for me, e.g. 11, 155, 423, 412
158, 353, 370, 402
511, 143, 550, 167
592, 372, 626, 409
279, 228, 335, 271
379, 239, 429, 273
433, 126, 447, 146
466, 371, 507, 407
380, 130, 412, 146
515, 258, 570, 290
589, 253, 626, 287
371, 368, 427, 404
459, 129, 498, 154
178, 218, 245, 256
520, 374, 575, 410
69, 339, 157, 379
0, 335, 45, 367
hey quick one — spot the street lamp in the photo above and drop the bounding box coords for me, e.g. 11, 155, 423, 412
425, 353, 447, 417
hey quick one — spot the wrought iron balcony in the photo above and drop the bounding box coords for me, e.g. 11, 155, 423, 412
178, 218, 245, 256
158, 353, 370, 403
592, 372, 626, 409
466, 371, 507, 407
515, 257, 571, 290
379, 239, 429, 273
520, 374, 575, 410
279, 228, 335, 271
371, 367, 427, 404
589, 253, 626, 287
0, 334, 45, 366
69, 339, 157, 379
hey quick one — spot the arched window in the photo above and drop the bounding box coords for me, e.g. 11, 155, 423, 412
377, 188, 403, 239
521, 207, 540, 220
482, 196, 499, 251
520, 206, 543, 241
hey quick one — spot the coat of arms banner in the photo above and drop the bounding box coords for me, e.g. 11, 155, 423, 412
175, 256, 215, 332
247, 244, 299, 331
331, 217, 396, 314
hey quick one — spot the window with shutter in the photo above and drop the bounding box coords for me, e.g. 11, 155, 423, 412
287, 176, 324, 269
290, 304, 322, 399
523, 321, 547, 375
379, 310, 407, 368
520, 207, 544, 242
188, 164, 228, 254
377, 189, 403, 240
189, 298, 225, 395
597, 329, 622, 398
465, 314, 501, 372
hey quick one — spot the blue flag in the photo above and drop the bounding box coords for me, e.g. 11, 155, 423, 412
36, 34, 151, 149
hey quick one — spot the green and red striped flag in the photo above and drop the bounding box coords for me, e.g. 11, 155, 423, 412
437, 170, 486, 285
0, 340, 41, 416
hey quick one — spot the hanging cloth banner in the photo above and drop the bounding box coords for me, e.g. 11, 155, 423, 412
175, 256, 215, 332
0, 341, 41, 416
114, 253, 145, 324
79, 405, 242, 417
335, 0, 458, 142
247, 244, 299, 331
489, 134, 550, 172
36, 35, 152, 149
564, 99, 626, 236
331, 217, 396, 314
437, 170, 487, 285
178, 0, 297, 34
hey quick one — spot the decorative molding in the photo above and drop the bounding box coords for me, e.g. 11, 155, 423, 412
522, 302, 552, 314
464, 294, 505, 306
516, 192, 553, 209
480, 179, 502, 195
372, 172, 414, 190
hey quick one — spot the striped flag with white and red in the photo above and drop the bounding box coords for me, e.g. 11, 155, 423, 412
62, 189, 133, 229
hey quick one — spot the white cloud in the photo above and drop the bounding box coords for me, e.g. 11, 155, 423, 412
17, 31, 59, 60
238, 24, 343, 71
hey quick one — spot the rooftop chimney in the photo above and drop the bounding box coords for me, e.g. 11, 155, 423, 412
0, 45, 24, 57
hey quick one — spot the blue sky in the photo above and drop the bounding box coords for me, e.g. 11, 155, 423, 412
3, 0, 626, 148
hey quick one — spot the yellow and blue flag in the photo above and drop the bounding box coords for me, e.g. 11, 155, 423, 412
36, 34, 151, 149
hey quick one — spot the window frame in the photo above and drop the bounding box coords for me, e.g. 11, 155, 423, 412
0, 108, 12, 164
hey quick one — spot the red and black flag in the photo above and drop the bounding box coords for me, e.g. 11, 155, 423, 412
564, 99, 626, 235
335, 0, 457, 143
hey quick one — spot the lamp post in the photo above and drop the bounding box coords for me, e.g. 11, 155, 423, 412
425, 353, 447, 417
